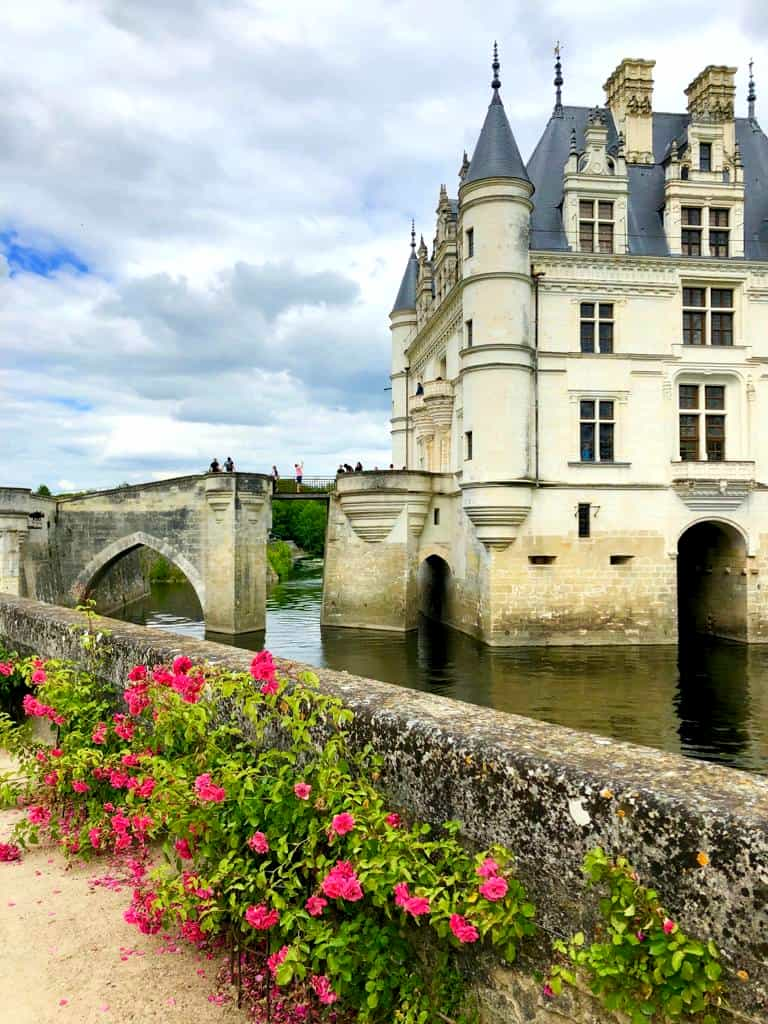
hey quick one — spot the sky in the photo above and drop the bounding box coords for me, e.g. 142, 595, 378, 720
1, 0, 766, 491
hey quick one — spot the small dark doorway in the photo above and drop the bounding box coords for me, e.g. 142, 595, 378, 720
677, 521, 747, 641
418, 555, 451, 624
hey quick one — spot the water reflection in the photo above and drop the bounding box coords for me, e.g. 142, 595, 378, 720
117, 560, 768, 775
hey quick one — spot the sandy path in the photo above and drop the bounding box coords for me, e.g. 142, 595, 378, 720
0, 804, 248, 1024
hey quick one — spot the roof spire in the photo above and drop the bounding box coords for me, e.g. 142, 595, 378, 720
491, 41, 501, 92
748, 58, 757, 120
553, 41, 564, 117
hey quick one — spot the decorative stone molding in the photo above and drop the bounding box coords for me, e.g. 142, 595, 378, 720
462, 484, 533, 549
336, 472, 435, 544
672, 462, 755, 511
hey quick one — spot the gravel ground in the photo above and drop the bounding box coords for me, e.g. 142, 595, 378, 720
0, 791, 247, 1024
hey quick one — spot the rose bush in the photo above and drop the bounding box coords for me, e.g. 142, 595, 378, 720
0, 644, 537, 1022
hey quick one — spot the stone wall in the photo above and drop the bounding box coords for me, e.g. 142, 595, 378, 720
87, 547, 153, 614
0, 595, 766, 1023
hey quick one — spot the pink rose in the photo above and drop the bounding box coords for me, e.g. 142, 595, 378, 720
321, 861, 363, 902
294, 782, 312, 800
404, 896, 430, 916
260, 679, 279, 696
250, 650, 276, 685
92, 722, 108, 745
245, 903, 279, 930
479, 876, 508, 901
127, 665, 148, 681
194, 773, 226, 803
449, 913, 479, 944
309, 975, 337, 1005
247, 831, 269, 854
385, 812, 401, 828
174, 838, 193, 860
663, 918, 676, 935
28, 805, 51, 827
31, 668, 47, 685
305, 895, 327, 917
267, 945, 289, 976
330, 812, 355, 836
0, 662, 13, 676
72, 780, 90, 794
172, 655, 193, 674
394, 882, 410, 908
476, 857, 500, 878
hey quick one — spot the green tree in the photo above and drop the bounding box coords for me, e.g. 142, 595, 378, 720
35, 484, 51, 497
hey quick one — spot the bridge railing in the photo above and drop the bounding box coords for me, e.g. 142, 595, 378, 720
273, 477, 336, 495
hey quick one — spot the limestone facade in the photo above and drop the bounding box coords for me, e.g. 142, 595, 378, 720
325, 55, 768, 645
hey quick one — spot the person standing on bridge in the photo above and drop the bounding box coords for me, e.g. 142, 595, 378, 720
294, 461, 304, 492
224, 456, 235, 473
208, 458, 221, 473
271, 465, 279, 494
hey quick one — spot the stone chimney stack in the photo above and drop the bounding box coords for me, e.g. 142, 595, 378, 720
686, 65, 737, 121
604, 58, 655, 164
685, 65, 737, 152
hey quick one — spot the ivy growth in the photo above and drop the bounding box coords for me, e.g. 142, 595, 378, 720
548, 847, 725, 1023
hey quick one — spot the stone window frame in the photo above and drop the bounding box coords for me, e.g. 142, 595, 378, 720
579, 300, 615, 353
675, 375, 740, 463
578, 198, 614, 254
678, 383, 726, 462
568, 390, 630, 467
681, 206, 732, 259
681, 284, 736, 347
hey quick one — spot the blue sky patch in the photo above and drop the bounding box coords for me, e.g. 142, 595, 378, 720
1, 230, 89, 277
50, 396, 93, 413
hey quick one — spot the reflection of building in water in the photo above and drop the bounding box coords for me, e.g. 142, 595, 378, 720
324, 48, 768, 647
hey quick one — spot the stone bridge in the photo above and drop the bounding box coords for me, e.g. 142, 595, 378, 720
0, 473, 275, 634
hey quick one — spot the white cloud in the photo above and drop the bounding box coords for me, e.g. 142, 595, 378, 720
0, 0, 764, 489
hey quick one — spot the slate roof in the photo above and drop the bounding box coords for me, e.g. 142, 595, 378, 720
526, 106, 768, 259
465, 90, 532, 186
391, 248, 419, 312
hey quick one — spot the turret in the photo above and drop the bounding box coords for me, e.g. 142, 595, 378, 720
458, 44, 535, 547
389, 223, 419, 467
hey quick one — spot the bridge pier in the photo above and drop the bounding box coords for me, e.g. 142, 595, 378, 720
203, 474, 271, 635
0, 513, 29, 596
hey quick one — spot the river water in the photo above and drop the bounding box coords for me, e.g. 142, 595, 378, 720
118, 559, 768, 775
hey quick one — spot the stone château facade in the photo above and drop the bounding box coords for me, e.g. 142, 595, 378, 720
322, 49, 768, 645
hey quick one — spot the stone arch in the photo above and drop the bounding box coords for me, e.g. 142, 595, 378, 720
418, 553, 452, 624
71, 531, 206, 613
674, 516, 752, 555
677, 519, 748, 641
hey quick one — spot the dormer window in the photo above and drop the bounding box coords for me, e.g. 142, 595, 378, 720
699, 142, 712, 172
579, 200, 614, 254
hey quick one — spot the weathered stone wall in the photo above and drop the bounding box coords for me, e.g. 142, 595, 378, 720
87, 547, 153, 614
1, 595, 765, 1023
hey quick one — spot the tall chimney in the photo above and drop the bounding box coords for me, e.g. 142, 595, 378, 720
604, 58, 655, 165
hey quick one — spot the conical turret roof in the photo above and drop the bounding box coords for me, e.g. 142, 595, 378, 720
391, 227, 419, 312
465, 46, 531, 186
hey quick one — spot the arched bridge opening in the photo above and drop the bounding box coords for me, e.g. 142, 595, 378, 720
73, 532, 206, 622
418, 554, 452, 625
677, 520, 747, 642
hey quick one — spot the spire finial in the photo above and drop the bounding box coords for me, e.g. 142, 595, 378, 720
410, 219, 416, 252
553, 40, 564, 117
749, 58, 757, 120
569, 127, 577, 155
491, 41, 501, 91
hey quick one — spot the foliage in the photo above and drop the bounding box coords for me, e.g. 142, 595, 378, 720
0, 651, 29, 722
35, 484, 52, 497
267, 541, 294, 581
549, 847, 725, 1024
1, 643, 537, 1022
148, 555, 188, 583
271, 501, 327, 558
